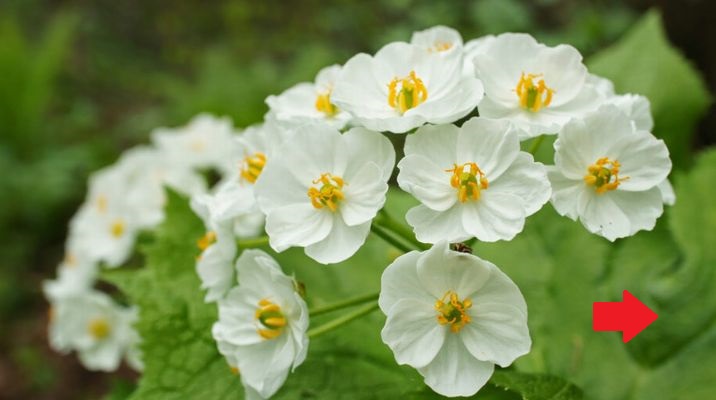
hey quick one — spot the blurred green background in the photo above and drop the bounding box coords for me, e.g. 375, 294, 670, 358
0, 0, 714, 398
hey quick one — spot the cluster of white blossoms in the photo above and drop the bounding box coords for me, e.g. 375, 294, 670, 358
44, 114, 239, 371
47, 25, 674, 398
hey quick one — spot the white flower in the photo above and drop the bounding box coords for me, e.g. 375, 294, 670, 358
191, 194, 239, 303
331, 42, 483, 133
212, 250, 309, 399
255, 124, 395, 264
43, 242, 98, 302
266, 65, 352, 130
474, 33, 603, 139
547, 105, 672, 241
379, 242, 530, 397
398, 117, 550, 243
411, 25, 463, 57
463, 34, 495, 77
151, 113, 239, 174
48, 289, 139, 372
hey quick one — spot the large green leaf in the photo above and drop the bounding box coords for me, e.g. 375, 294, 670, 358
587, 10, 711, 169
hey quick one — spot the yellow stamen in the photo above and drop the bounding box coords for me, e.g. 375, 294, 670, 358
110, 219, 125, 238
429, 41, 453, 52
584, 157, 628, 194
307, 173, 345, 212
515, 72, 554, 112
315, 90, 340, 118
88, 318, 111, 340
230, 366, 240, 375
387, 71, 428, 114
255, 299, 287, 340
446, 162, 488, 203
197, 231, 216, 251
97, 195, 108, 213
240, 152, 267, 184
435, 291, 473, 333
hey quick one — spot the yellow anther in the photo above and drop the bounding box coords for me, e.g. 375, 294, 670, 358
315, 90, 340, 118
110, 219, 125, 238
255, 299, 287, 340
197, 231, 216, 251
88, 318, 111, 340
446, 163, 488, 203
230, 366, 240, 375
435, 291, 473, 333
307, 173, 345, 212
96, 195, 108, 213
388, 71, 428, 114
515, 72, 554, 112
429, 41, 453, 52
584, 157, 628, 194
240, 152, 267, 184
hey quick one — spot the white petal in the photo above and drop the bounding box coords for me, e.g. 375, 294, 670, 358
461, 191, 526, 242
379, 251, 433, 313
418, 334, 495, 397
305, 219, 371, 264
462, 302, 530, 367
342, 127, 396, 182
266, 203, 333, 252
236, 334, 294, 398
489, 152, 551, 216
547, 166, 585, 220
416, 242, 491, 300
404, 123, 459, 168
406, 204, 469, 244
610, 130, 671, 192
398, 155, 456, 212
340, 163, 389, 226
580, 187, 663, 241
457, 118, 520, 181
658, 179, 676, 206
381, 298, 446, 368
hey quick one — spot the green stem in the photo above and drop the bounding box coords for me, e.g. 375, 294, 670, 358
370, 223, 413, 253
237, 236, 270, 248
309, 292, 380, 317
307, 302, 380, 339
376, 210, 429, 250
528, 135, 545, 155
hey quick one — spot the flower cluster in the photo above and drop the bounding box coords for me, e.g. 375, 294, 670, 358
46, 25, 673, 398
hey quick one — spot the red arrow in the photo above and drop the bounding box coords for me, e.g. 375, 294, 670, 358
593, 290, 658, 343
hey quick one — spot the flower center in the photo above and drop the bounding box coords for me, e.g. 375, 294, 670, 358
110, 219, 125, 238
255, 299, 287, 340
240, 152, 266, 184
388, 71, 428, 114
584, 157, 628, 194
315, 90, 340, 118
447, 162, 489, 203
429, 41, 453, 52
515, 72, 554, 112
197, 231, 216, 251
97, 195, 108, 213
88, 318, 111, 340
435, 291, 472, 333
307, 173, 345, 212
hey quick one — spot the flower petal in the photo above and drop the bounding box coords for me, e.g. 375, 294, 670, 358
266, 203, 333, 252
461, 191, 526, 242
381, 298, 446, 368
379, 251, 433, 313
416, 242, 491, 300
398, 155, 456, 212
462, 302, 530, 367
488, 152, 551, 216
457, 118, 520, 181
406, 204, 469, 243
340, 163, 389, 226
304, 218, 371, 264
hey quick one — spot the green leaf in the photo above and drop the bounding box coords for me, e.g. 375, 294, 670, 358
490, 370, 583, 400
587, 10, 711, 169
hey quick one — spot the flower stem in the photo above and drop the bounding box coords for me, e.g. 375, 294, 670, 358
375, 210, 429, 251
528, 135, 546, 155
370, 223, 413, 253
307, 302, 380, 339
236, 236, 270, 248
309, 292, 380, 317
